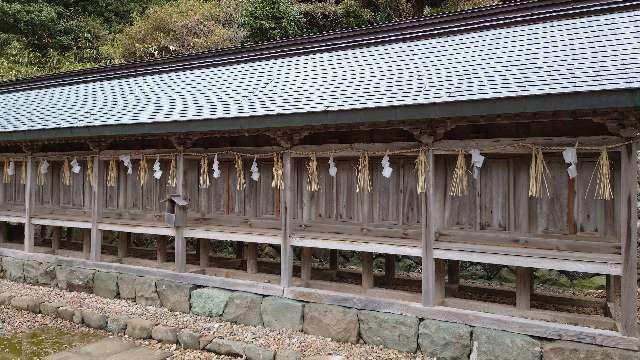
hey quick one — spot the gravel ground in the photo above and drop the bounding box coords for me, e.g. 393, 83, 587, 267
0, 280, 427, 360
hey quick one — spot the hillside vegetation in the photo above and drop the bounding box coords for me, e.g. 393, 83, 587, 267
0, 0, 498, 81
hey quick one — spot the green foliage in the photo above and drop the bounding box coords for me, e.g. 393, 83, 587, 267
297, 0, 373, 35
361, 0, 413, 23
110, 0, 245, 61
240, 0, 301, 44
424, 0, 497, 15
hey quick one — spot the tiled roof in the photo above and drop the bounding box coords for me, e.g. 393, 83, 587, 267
0, 1, 638, 135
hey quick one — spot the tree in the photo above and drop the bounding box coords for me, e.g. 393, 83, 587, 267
240, 0, 300, 44
424, 0, 498, 15
108, 0, 245, 61
297, 0, 373, 35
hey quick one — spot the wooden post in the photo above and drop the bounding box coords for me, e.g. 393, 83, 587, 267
516, 267, 533, 310
567, 176, 577, 234
51, 226, 60, 253
199, 239, 209, 269
619, 143, 638, 336
361, 252, 374, 290
118, 232, 129, 260
447, 260, 460, 296
24, 156, 34, 253
301, 247, 313, 283
280, 153, 293, 288
422, 149, 437, 306
435, 259, 446, 304
246, 243, 258, 274
157, 236, 167, 264
82, 229, 91, 260
90, 155, 103, 261
174, 151, 187, 273
384, 254, 395, 285
0, 222, 6, 244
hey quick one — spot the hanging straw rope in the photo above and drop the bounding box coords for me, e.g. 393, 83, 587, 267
2, 160, 10, 184
167, 156, 177, 187
36, 160, 46, 186
449, 150, 468, 196
235, 155, 246, 191
415, 150, 427, 194
199, 155, 210, 189
356, 152, 371, 193
86, 157, 96, 189
107, 158, 118, 187
586, 147, 613, 200
62, 158, 71, 186
306, 154, 320, 192
19, 161, 26, 184
528, 147, 551, 198
272, 154, 284, 190
139, 156, 149, 187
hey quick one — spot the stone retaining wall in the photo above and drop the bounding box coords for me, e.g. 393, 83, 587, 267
1, 256, 638, 360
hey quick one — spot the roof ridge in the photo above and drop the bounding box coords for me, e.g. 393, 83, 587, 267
0, 0, 636, 93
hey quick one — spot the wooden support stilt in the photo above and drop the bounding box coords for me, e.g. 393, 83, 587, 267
301, 247, 313, 283
516, 267, 533, 310
435, 259, 446, 305
280, 153, 293, 288
90, 155, 103, 262
384, 254, 395, 286
0, 222, 6, 244
51, 227, 60, 253
174, 151, 187, 273
361, 252, 374, 290
246, 243, 258, 274
157, 236, 167, 264
422, 149, 437, 306
199, 239, 209, 269
24, 156, 34, 253
82, 229, 91, 260
619, 143, 638, 336
118, 232, 129, 260
447, 260, 460, 296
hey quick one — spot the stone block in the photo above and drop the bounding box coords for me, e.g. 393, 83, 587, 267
206, 339, 246, 357
358, 310, 418, 353
244, 343, 275, 360
81, 309, 107, 330
23, 260, 41, 284
106, 316, 129, 335
126, 318, 154, 339
57, 307, 83, 324
157, 280, 195, 313
152, 325, 178, 344
41, 301, 65, 316
261, 297, 303, 331
135, 277, 160, 307
10, 295, 41, 313
543, 341, 640, 360
56, 266, 94, 293
177, 329, 201, 350
472, 327, 540, 360
93, 272, 119, 299
117, 274, 137, 300
3, 257, 24, 282
0, 292, 14, 305
223, 291, 263, 327
303, 303, 359, 344
276, 350, 301, 360
190, 288, 231, 317
23, 260, 56, 286
418, 319, 471, 360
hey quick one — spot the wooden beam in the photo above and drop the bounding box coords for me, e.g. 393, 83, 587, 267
361, 252, 374, 290
301, 247, 313, 283
422, 149, 436, 306
51, 226, 60, 253
24, 156, 34, 252
280, 153, 293, 288
246, 243, 258, 274
174, 152, 187, 273
118, 232, 129, 259
618, 143, 638, 336
516, 267, 533, 310
90, 155, 103, 261
384, 254, 395, 286
157, 236, 167, 264
199, 239, 209, 269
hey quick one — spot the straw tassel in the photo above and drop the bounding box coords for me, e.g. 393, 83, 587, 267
86, 157, 96, 189
167, 156, 177, 187
528, 147, 551, 198
449, 150, 468, 197
2, 160, 10, 184
62, 158, 71, 186
235, 155, 246, 191
415, 150, 428, 194
272, 154, 284, 190
36, 159, 46, 186
587, 147, 613, 200
139, 156, 149, 187
107, 158, 118, 187
199, 155, 210, 189
19, 161, 26, 184
356, 152, 371, 193
306, 154, 320, 192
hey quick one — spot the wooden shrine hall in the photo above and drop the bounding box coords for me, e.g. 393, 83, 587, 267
0, 0, 638, 350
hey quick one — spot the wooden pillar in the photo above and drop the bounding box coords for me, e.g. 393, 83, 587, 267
24, 156, 34, 252
0, 222, 6, 244
384, 254, 395, 285
199, 239, 209, 269
280, 153, 293, 288
51, 226, 60, 253
118, 232, 129, 259
174, 151, 187, 273
422, 149, 437, 306
157, 236, 167, 263
82, 229, 91, 260
301, 247, 313, 283
90, 155, 103, 261
246, 243, 258, 274
361, 252, 374, 290
435, 259, 446, 304
516, 267, 533, 310
619, 143, 638, 336
447, 260, 460, 296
